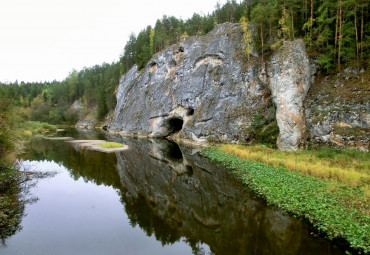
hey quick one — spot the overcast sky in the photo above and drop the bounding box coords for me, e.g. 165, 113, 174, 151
0, 0, 227, 83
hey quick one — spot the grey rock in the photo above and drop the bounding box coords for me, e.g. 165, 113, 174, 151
268, 40, 311, 151
111, 23, 272, 144
305, 82, 370, 151
110, 23, 368, 151
75, 119, 96, 129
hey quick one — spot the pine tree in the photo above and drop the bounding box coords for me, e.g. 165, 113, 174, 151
251, 4, 267, 60
313, 0, 335, 71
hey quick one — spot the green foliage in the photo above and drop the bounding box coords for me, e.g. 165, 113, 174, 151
63, 107, 79, 124
100, 142, 124, 148
19, 121, 57, 134
279, 7, 292, 40
48, 107, 65, 124
247, 112, 279, 145
119, 1, 251, 71
272, 7, 292, 49
250, 3, 267, 53
0, 86, 16, 168
97, 88, 108, 121
1, 60, 120, 124
0, 88, 27, 244
317, 53, 334, 71
202, 147, 370, 253
30, 95, 51, 122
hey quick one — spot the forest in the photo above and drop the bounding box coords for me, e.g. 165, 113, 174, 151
0, 1, 369, 250
0, 0, 369, 127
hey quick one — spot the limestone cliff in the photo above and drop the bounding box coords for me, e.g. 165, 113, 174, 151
110, 23, 369, 151
268, 40, 312, 150
111, 23, 273, 144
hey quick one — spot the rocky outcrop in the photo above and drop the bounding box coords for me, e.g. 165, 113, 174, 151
111, 23, 273, 144
268, 40, 312, 150
68, 100, 98, 129
305, 71, 370, 151
110, 23, 368, 150
75, 119, 97, 129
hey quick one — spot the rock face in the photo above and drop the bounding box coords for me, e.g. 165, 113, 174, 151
268, 40, 312, 150
111, 23, 273, 144
111, 23, 368, 150
304, 71, 370, 151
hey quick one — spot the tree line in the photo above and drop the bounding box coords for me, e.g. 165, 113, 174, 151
121, 0, 369, 73
1, 0, 369, 126
0, 62, 120, 123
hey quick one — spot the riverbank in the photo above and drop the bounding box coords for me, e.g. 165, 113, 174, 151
202, 146, 369, 253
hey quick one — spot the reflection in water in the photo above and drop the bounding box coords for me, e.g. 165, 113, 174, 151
0, 177, 27, 246
4, 132, 345, 255
115, 138, 344, 255
149, 139, 193, 176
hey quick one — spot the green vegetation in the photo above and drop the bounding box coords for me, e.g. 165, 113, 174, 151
100, 142, 124, 148
0, 86, 17, 169
0, 0, 369, 247
202, 146, 369, 253
247, 112, 279, 145
0, 84, 25, 244
221, 144, 370, 187
19, 121, 57, 136
0, 63, 121, 125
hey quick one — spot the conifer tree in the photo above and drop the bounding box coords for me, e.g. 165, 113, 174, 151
251, 4, 267, 60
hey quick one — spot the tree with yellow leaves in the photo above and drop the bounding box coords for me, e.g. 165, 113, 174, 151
240, 16, 252, 61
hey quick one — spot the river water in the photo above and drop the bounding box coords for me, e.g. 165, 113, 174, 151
0, 129, 345, 254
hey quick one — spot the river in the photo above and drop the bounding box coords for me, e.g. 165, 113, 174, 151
0, 129, 345, 254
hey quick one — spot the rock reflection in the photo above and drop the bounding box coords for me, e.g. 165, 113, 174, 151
149, 139, 192, 176
115, 138, 344, 255
19, 135, 344, 254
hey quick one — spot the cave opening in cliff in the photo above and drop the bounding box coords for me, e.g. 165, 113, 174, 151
187, 108, 194, 116
167, 117, 184, 135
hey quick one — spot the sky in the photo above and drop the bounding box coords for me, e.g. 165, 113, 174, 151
0, 0, 227, 83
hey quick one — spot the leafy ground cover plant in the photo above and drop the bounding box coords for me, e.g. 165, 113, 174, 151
202, 146, 369, 253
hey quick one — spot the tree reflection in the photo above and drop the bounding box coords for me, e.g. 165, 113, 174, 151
18, 136, 345, 255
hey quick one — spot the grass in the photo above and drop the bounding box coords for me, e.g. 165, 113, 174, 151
220, 144, 369, 187
202, 146, 369, 253
19, 121, 57, 136
100, 142, 124, 148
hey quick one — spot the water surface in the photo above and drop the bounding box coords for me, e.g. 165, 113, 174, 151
1, 129, 345, 254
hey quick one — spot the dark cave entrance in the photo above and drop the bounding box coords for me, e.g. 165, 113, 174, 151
186, 108, 194, 116
166, 117, 184, 136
